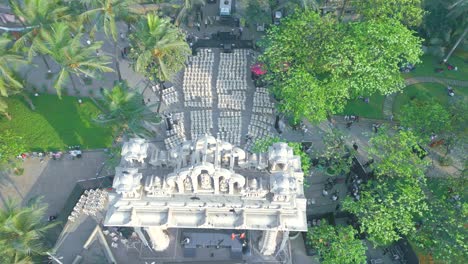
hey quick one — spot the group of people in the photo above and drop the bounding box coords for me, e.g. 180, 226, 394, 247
322, 177, 340, 201
345, 115, 360, 128
348, 173, 363, 201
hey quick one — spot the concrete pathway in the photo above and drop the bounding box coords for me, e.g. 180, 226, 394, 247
405, 76, 468, 87
0, 151, 109, 218
382, 76, 468, 119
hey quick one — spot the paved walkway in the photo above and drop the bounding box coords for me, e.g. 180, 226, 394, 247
382, 76, 468, 119
0, 151, 109, 217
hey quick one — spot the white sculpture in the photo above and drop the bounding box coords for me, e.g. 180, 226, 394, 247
113, 167, 142, 198
121, 138, 150, 164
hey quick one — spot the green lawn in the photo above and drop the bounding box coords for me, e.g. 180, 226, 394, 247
403, 51, 468, 80
0, 94, 113, 151
339, 94, 385, 119
393, 82, 468, 118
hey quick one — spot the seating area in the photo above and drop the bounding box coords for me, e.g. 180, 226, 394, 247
217, 50, 248, 110
68, 189, 108, 222
218, 111, 242, 145
160, 48, 279, 151
190, 110, 213, 140
161, 86, 179, 106
245, 88, 277, 151
183, 49, 214, 108
164, 112, 186, 150
252, 88, 275, 114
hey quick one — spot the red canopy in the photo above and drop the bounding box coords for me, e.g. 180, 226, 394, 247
250, 63, 267, 76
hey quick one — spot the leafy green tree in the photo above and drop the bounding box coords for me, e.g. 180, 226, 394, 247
95, 82, 161, 137
0, 197, 59, 263
353, 0, 425, 27
343, 130, 429, 246
0, 34, 28, 119
306, 220, 367, 264
34, 22, 114, 96
444, 100, 468, 155
318, 128, 354, 175
129, 13, 190, 82
260, 10, 422, 123
399, 99, 451, 142
410, 177, 467, 263
367, 129, 429, 179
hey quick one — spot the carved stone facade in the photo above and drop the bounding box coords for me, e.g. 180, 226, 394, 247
104, 136, 307, 256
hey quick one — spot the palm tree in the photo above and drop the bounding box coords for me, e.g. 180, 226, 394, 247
80, 0, 138, 81
34, 23, 114, 96
175, 0, 205, 26
130, 13, 190, 81
8, 0, 71, 70
443, 0, 468, 62
129, 13, 190, 111
0, 34, 28, 119
95, 81, 161, 138
0, 198, 59, 263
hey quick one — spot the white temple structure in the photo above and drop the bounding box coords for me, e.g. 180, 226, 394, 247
104, 136, 307, 257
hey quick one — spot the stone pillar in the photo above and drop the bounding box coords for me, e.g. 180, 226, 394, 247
145, 227, 171, 251
258, 230, 279, 255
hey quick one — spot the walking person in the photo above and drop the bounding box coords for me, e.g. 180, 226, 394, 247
196, 22, 201, 31
204, 19, 208, 29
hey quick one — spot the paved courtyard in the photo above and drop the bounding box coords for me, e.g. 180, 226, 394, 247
0, 151, 108, 215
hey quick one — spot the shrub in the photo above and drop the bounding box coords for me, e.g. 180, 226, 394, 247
439, 156, 453, 166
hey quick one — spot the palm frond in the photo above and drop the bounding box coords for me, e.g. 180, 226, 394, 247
53, 68, 69, 97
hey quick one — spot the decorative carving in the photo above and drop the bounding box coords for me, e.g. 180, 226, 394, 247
113, 167, 142, 198
250, 178, 258, 190
219, 178, 229, 192
153, 176, 162, 189
121, 138, 150, 164
106, 136, 308, 258
199, 173, 213, 190
183, 177, 193, 192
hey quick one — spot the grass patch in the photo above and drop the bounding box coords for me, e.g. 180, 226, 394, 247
339, 94, 385, 119
393, 83, 468, 118
0, 94, 113, 151
403, 52, 468, 80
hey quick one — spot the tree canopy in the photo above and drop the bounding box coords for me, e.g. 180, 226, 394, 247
35, 22, 114, 95
399, 99, 451, 141
410, 177, 468, 263
129, 13, 190, 82
343, 130, 429, 246
0, 198, 58, 263
80, 0, 137, 41
0, 34, 27, 119
95, 81, 161, 137
353, 0, 425, 27
306, 221, 367, 264
260, 10, 422, 123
